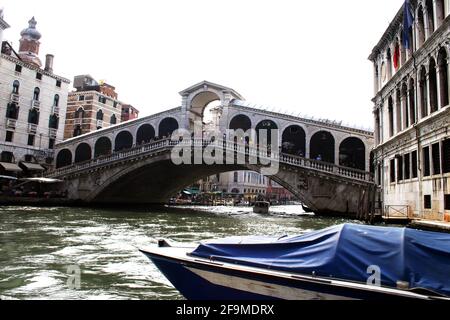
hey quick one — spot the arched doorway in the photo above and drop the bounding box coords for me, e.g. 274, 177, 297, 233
339, 137, 366, 170
256, 120, 279, 145
115, 131, 133, 152
75, 143, 92, 163
282, 125, 306, 157
95, 137, 112, 158
158, 118, 179, 138
56, 149, 72, 168
229, 114, 252, 132
188, 91, 221, 131
310, 131, 335, 163
136, 124, 155, 145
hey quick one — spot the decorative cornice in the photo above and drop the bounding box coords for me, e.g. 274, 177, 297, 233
1, 53, 70, 83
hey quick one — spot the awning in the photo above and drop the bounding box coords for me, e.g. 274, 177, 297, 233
0, 162, 23, 172
20, 162, 45, 171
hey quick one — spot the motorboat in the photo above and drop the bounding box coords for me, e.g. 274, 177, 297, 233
140, 224, 450, 300
253, 201, 270, 214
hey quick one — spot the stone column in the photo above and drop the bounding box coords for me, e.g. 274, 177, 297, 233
373, 62, 379, 94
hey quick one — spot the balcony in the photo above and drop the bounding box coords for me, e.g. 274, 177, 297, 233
74, 118, 82, 125
53, 106, 60, 115
28, 123, 38, 134
10, 93, 20, 104
6, 118, 17, 129
31, 100, 40, 109
49, 128, 57, 139
97, 120, 103, 128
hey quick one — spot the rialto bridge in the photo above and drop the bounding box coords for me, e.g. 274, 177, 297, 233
48, 81, 376, 219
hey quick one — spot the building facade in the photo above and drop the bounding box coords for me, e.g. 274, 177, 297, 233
121, 104, 139, 122
369, 0, 450, 220
0, 15, 70, 174
64, 75, 126, 140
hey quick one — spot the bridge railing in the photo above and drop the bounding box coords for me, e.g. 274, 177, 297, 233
47, 138, 373, 183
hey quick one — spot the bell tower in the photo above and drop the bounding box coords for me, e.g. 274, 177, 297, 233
18, 17, 42, 67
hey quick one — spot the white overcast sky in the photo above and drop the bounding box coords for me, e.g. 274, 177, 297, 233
1, 0, 405, 129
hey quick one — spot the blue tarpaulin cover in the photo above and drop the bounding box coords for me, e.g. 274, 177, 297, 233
191, 224, 450, 296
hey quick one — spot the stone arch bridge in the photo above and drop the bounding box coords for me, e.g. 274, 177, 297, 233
48, 81, 375, 219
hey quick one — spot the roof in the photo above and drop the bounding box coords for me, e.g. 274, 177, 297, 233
179, 80, 245, 100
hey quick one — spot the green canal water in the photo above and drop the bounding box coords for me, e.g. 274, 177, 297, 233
0, 205, 360, 300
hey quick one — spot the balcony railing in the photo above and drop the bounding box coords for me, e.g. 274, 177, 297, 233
74, 118, 82, 125
31, 100, 40, 109
96, 120, 103, 128
6, 118, 17, 129
10, 93, 20, 103
28, 123, 38, 134
49, 128, 57, 139
53, 106, 60, 115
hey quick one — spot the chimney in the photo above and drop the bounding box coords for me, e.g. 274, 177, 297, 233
45, 54, 54, 73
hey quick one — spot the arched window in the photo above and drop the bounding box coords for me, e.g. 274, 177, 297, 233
339, 138, 366, 171
409, 78, 416, 125
33, 87, 40, 101
110, 114, 117, 125
94, 137, 112, 158
49, 114, 59, 129
73, 125, 82, 137
429, 58, 438, 113
401, 83, 409, 128
435, 0, 445, 28
6, 103, 19, 120
417, 6, 426, 47
438, 48, 449, 108
75, 143, 92, 163
96, 109, 104, 121
310, 131, 335, 164
395, 88, 402, 132
12, 80, 20, 94
426, 0, 435, 35
388, 96, 394, 137
75, 107, 84, 119
28, 108, 39, 125
419, 66, 428, 118
53, 94, 59, 107
136, 124, 155, 145
386, 48, 393, 80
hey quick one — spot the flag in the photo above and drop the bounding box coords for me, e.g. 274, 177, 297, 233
402, 0, 414, 50
394, 44, 400, 69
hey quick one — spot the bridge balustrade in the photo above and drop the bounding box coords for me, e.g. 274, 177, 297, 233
48, 138, 373, 183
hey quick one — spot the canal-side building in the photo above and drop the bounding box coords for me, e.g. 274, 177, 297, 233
369, 0, 450, 220
121, 104, 139, 123
64, 75, 138, 139
0, 14, 70, 175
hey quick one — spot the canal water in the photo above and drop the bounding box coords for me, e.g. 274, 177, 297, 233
0, 205, 360, 300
